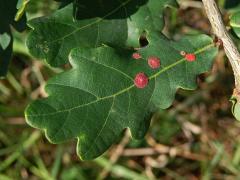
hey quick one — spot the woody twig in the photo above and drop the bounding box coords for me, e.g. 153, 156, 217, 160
202, 0, 240, 100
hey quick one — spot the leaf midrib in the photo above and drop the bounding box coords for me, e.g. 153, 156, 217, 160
26, 42, 214, 118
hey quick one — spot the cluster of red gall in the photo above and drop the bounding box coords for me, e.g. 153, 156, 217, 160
132, 51, 197, 89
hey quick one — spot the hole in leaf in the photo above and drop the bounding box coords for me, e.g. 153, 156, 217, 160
139, 31, 149, 47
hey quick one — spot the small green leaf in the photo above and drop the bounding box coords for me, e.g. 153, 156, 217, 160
230, 11, 240, 38
225, 12, 240, 121
231, 96, 240, 121
0, 33, 11, 50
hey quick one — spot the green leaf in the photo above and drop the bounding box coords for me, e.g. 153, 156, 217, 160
26, 0, 175, 67
72, 0, 148, 19
0, 0, 26, 77
230, 11, 240, 38
231, 96, 240, 121
25, 33, 217, 160
223, 12, 240, 121
54, 0, 73, 9
225, 0, 240, 9
0, 33, 11, 50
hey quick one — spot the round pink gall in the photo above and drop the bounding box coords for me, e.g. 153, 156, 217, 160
134, 73, 149, 89
148, 56, 161, 69
132, 52, 142, 60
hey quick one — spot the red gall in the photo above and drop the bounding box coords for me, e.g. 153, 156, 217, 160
134, 73, 149, 89
132, 52, 142, 60
185, 53, 196, 62
148, 56, 161, 69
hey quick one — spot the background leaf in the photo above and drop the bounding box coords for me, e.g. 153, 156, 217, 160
225, 0, 240, 9
0, 0, 26, 77
229, 10, 240, 122
230, 11, 240, 38
26, 0, 176, 67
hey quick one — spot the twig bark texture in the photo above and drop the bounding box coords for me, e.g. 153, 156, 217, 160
202, 0, 240, 96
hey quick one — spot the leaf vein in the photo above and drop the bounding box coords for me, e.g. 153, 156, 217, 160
82, 97, 115, 157
80, 55, 133, 81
